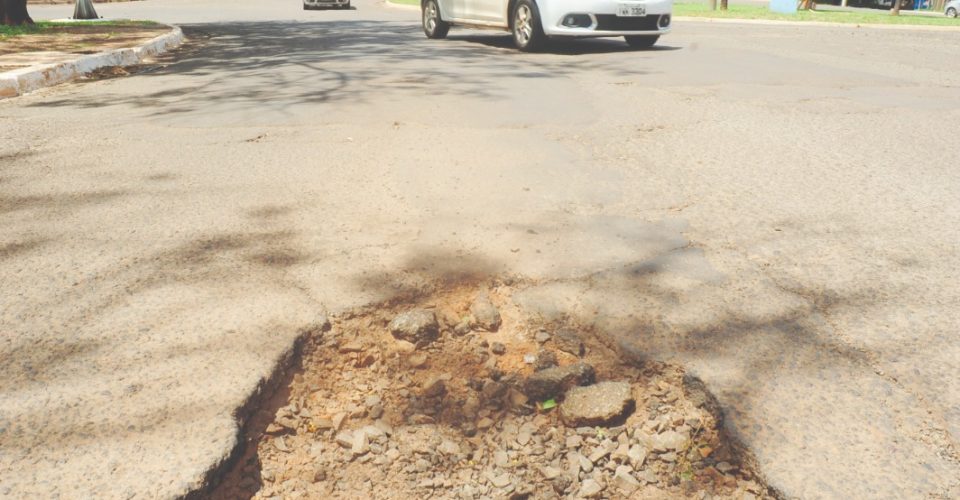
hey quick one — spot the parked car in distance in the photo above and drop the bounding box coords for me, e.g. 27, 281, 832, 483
304, 0, 350, 9
947, 0, 959, 17
421, 0, 673, 51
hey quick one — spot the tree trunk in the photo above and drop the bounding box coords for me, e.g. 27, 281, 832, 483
1, 0, 35, 26
709, 0, 717, 10
720, 0, 728, 10
891, 0, 901, 14
73, 0, 99, 19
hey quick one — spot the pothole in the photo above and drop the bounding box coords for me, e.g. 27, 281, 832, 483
209, 281, 775, 499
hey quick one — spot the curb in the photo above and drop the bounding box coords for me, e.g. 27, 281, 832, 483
674, 15, 960, 31
0, 24, 184, 99
384, 0, 418, 11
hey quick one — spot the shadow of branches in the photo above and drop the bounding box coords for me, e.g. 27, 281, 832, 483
25, 20, 659, 118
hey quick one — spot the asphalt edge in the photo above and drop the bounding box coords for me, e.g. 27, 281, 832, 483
0, 24, 184, 99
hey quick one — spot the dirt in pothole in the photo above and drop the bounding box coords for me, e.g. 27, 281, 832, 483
210, 283, 774, 499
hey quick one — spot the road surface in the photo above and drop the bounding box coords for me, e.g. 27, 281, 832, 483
2, 0, 959, 497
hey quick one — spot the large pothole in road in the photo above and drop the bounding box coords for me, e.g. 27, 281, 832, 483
210, 282, 774, 499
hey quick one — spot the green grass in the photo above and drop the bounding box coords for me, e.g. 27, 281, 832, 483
389, 0, 420, 6
0, 20, 160, 38
674, 3, 960, 25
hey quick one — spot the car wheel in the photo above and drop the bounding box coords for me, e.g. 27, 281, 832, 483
624, 35, 659, 48
948, 7, 958, 16
422, 0, 450, 39
512, 0, 546, 52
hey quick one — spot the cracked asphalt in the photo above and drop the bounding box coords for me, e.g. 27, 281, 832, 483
2, 0, 959, 497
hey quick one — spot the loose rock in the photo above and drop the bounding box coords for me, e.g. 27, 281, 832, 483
579, 479, 605, 498
651, 429, 688, 452
524, 362, 596, 401
552, 328, 585, 357
470, 292, 502, 331
614, 465, 641, 493
533, 349, 558, 371
389, 309, 440, 346
559, 381, 635, 427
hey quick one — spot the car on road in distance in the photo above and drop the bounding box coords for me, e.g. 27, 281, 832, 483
947, 0, 959, 17
304, 0, 350, 9
421, 0, 672, 51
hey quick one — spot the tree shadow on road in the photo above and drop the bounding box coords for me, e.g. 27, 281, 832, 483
24, 20, 661, 120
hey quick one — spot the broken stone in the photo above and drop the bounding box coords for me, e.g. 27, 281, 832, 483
489, 472, 512, 488
517, 429, 532, 446
421, 377, 447, 398
351, 431, 369, 456
534, 349, 558, 371
716, 461, 735, 473
651, 429, 689, 452
540, 466, 563, 480
559, 381, 635, 427
494, 450, 509, 467
470, 292, 502, 331
389, 310, 439, 346
335, 432, 354, 448
507, 388, 529, 408
552, 328, 585, 357
523, 362, 596, 401
570, 451, 593, 473
438, 440, 461, 456
627, 444, 647, 469
481, 380, 508, 401
535, 329, 551, 344
338, 341, 364, 353
407, 353, 428, 368
265, 423, 285, 434
491, 342, 507, 355
638, 469, 658, 484
613, 465, 641, 493
578, 478, 605, 497
453, 320, 472, 336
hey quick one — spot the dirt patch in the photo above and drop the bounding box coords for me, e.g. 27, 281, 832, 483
209, 283, 776, 499
0, 22, 168, 57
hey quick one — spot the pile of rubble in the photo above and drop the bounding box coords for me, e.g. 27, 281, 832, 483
212, 286, 771, 499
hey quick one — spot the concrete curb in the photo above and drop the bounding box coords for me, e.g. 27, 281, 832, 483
0, 24, 184, 99
674, 15, 960, 32
384, 0, 418, 11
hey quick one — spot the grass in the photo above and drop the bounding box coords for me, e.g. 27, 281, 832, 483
0, 20, 160, 38
674, 3, 960, 25
388, 0, 420, 5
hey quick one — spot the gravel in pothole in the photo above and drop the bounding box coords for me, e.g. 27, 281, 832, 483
211, 285, 773, 499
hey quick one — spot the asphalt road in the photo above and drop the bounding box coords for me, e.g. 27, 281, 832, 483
2, 0, 959, 498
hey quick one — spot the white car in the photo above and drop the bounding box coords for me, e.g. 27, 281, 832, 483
304, 0, 350, 9
422, 0, 672, 51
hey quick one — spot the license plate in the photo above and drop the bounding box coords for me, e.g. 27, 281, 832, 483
617, 3, 646, 16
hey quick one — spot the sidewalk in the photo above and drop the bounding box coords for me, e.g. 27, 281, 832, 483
0, 21, 183, 98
